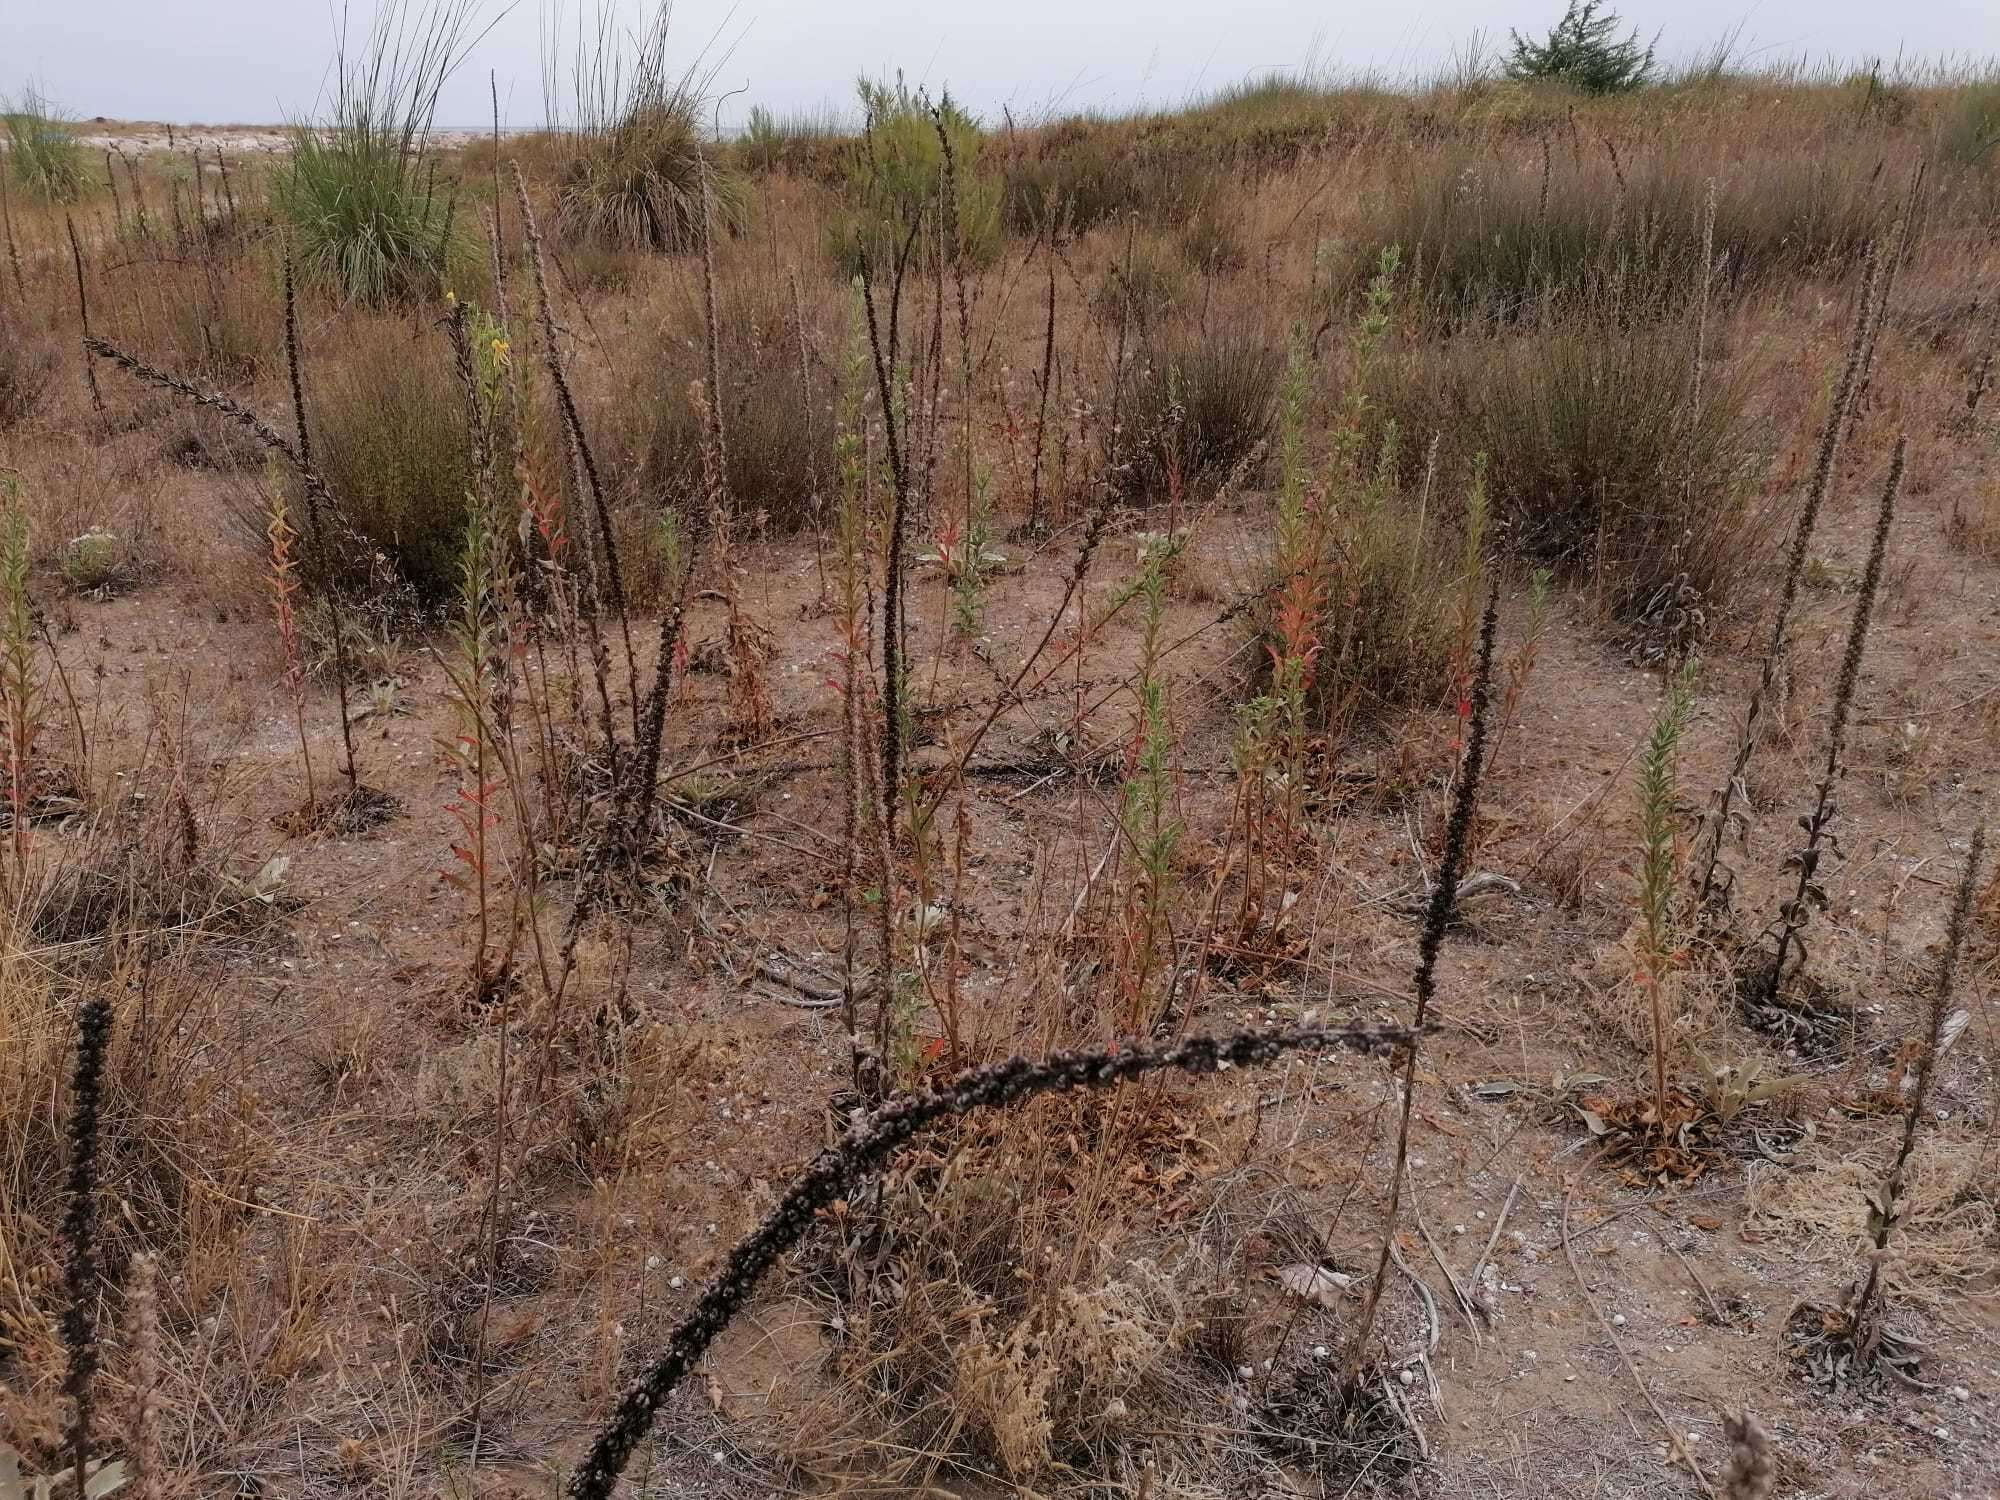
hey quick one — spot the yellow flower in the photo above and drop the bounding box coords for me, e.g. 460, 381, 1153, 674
445, 288, 458, 306
490, 336, 511, 363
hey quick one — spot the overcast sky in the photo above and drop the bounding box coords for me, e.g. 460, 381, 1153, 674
8, 0, 2000, 130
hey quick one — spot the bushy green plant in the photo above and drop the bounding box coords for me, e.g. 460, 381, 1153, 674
273, 0, 484, 303
4, 88, 85, 202
829, 76, 1001, 274
302, 314, 473, 602
1506, 1, 1657, 94
550, 4, 745, 252
1112, 325, 1281, 499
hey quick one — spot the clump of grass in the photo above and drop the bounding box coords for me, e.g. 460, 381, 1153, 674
299, 312, 473, 604
1939, 82, 2000, 170
738, 102, 850, 175
1358, 148, 1883, 327
548, 2, 745, 252
273, 0, 486, 303
627, 282, 836, 533
1000, 123, 1221, 237
1112, 323, 1280, 500
4, 87, 85, 202
1369, 298, 1764, 618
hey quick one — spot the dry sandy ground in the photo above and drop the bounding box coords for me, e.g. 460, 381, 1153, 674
47, 415, 1996, 1497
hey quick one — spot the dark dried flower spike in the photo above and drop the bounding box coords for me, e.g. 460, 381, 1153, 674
1824, 437, 1902, 758
62, 996, 113, 1494
509, 160, 638, 718
1762, 436, 1904, 1003
1693, 243, 1880, 907
1849, 825, 1984, 1345
1418, 582, 1500, 1018
66, 215, 105, 418
283, 247, 360, 793
567, 1021, 1412, 1500
1347, 582, 1500, 1374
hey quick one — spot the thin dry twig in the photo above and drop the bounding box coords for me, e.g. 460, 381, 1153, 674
1562, 1173, 1716, 1498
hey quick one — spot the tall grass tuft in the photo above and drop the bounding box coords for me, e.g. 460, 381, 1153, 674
1939, 83, 2000, 170
4, 87, 85, 202
1370, 295, 1764, 619
1112, 324, 1281, 500
274, 0, 488, 303
1360, 149, 1882, 327
303, 313, 473, 603
547, 1, 745, 252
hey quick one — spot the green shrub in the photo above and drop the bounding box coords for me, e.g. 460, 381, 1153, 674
1112, 326, 1281, 499
1506, 1, 1657, 95
4, 89, 85, 202
273, 0, 482, 303
829, 76, 1001, 274
1941, 83, 2000, 170
1369, 306, 1766, 616
305, 314, 472, 603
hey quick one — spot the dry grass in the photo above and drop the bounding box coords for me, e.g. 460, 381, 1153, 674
1, 56, 1998, 1500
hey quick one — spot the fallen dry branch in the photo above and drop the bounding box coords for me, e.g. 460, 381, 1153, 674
569, 1021, 1413, 1500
